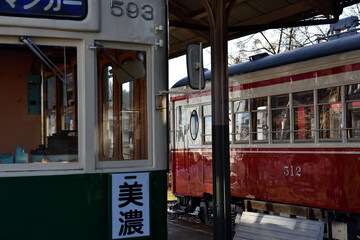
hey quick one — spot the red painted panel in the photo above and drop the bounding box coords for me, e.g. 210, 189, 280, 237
171, 148, 360, 214
171, 149, 188, 196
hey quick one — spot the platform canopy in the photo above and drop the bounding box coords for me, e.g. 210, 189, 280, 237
169, 0, 360, 58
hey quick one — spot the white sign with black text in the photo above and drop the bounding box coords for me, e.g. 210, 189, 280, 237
111, 172, 150, 239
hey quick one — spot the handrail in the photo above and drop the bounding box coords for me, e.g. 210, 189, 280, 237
19, 36, 66, 83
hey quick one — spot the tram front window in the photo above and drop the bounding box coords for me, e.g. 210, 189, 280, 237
346, 84, 360, 139
293, 91, 315, 141
0, 43, 78, 164
318, 87, 342, 140
234, 100, 249, 141
271, 94, 290, 141
251, 97, 268, 141
98, 47, 147, 161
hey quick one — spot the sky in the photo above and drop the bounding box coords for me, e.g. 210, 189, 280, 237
168, 47, 210, 88
167, 7, 355, 88
168, 40, 239, 88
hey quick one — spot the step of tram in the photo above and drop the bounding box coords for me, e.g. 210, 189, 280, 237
234, 211, 324, 240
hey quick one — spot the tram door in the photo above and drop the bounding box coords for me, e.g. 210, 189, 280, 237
175, 105, 189, 191
98, 49, 148, 161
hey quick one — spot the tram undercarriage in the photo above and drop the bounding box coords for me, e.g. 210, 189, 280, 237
171, 194, 360, 240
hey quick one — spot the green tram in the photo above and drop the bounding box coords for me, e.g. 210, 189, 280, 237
0, 0, 168, 239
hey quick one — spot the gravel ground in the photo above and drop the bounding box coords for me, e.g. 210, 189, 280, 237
167, 212, 213, 240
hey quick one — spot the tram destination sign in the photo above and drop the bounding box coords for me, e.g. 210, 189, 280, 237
111, 172, 150, 239
1, 0, 87, 20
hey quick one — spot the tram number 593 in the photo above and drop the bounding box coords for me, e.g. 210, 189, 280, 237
110, 0, 154, 20
284, 166, 302, 177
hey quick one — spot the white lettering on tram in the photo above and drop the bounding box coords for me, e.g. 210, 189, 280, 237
44, 0, 61, 12
63, 0, 83, 5
112, 173, 150, 239
110, 0, 154, 20
17, 0, 83, 11
5, 0, 16, 8
283, 166, 302, 177
24, 0, 40, 9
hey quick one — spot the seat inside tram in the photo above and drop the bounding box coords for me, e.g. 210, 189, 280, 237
0, 43, 78, 164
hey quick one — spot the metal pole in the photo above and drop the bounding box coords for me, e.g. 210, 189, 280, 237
210, 0, 231, 239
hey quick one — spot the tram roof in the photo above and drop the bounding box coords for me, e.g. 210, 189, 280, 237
171, 33, 360, 89
168, 0, 360, 59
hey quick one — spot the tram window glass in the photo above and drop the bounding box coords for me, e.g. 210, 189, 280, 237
251, 97, 268, 141
176, 106, 187, 142
46, 76, 56, 137
102, 65, 114, 158
190, 110, 199, 140
229, 105, 232, 142
234, 100, 249, 141
98, 48, 147, 161
293, 91, 315, 141
0, 44, 78, 164
62, 72, 76, 131
271, 94, 290, 141
346, 84, 360, 140
203, 105, 212, 143
318, 87, 342, 140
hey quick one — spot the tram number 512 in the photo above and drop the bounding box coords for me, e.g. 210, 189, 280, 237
284, 166, 302, 177
110, 0, 154, 20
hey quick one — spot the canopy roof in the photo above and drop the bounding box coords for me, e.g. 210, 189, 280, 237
169, 0, 360, 58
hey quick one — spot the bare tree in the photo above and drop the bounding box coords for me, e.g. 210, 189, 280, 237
229, 4, 360, 65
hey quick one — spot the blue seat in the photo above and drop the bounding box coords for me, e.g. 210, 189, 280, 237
0, 154, 13, 164
15, 146, 28, 163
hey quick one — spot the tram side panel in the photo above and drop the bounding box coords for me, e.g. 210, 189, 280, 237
230, 150, 360, 213
171, 100, 189, 196
170, 45, 360, 218
0, 0, 169, 239
172, 131, 360, 212
171, 110, 360, 215
0, 172, 166, 239
0, 44, 168, 240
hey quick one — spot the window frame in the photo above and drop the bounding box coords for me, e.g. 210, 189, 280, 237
251, 97, 268, 142
45, 64, 77, 138
292, 90, 315, 142
229, 81, 360, 145
0, 37, 82, 173
271, 94, 291, 142
233, 99, 250, 143
96, 42, 153, 170
346, 84, 360, 141
202, 104, 212, 144
190, 110, 199, 140
175, 105, 187, 143
317, 86, 342, 141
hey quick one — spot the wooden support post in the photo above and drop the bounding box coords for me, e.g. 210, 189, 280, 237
210, 1, 231, 239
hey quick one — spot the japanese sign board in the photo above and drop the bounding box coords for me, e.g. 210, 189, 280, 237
0, 0, 87, 20
111, 172, 150, 239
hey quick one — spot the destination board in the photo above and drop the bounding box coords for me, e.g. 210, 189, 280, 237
1, 0, 87, 20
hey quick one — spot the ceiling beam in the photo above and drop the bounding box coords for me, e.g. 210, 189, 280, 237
169, 1, 210, 40
169, 1, 320, 32
188, 0, 246, 20
302, 0, 334, 16
234, 1, 313, 26
169, 36, 208, 58
168, 0, 359, 58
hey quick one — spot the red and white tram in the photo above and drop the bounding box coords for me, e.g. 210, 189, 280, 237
170, 26, 360, 239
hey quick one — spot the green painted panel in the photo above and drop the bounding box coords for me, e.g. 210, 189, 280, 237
149, 171, 168, 239
0, 171, 167, 240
